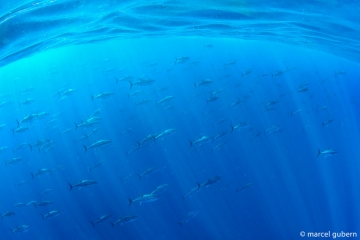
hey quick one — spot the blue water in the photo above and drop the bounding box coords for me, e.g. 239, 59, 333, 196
1, 1, 360, 240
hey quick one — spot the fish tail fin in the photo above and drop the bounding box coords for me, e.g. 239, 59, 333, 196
91, 95, 94, 101
30, 173, 34, 180
40, 213, 45, 220
68, 182, 73, 191
230, 125, 234, 133
193, 82, 196, 88
317, 148, 321, 158
136, 141, 141, 147
115, 78, 119, 84
74, 122, 78, 130
136, 174, 142, 181
129, 81, 133, 89
9, 228, 14, 234
33, 203, 37, 208
127, 197, 133, 206
90, 222, 95, 227
110, 222, 115, 228
178, 222, 182, 227
82, 145, 87, 154
196, 182, 201, 189
189, 141, 193, 148
16, 119, 20, 127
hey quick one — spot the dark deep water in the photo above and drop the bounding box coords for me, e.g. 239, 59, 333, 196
1, 1, 360, 240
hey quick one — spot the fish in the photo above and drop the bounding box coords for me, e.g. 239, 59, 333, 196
230, 122, 251, 133
13, 143, 32, 152
59, 128, 73, 135
127, 194, 159, 206
211, 142, 227, 152
175, 56, 190, 64
317, 148, 337, 158
220, 182, 232, 191
88, 160, 106, 172
290, 109, 302, 116
75, 117, 101, 129
154, 129, 177, 140
200, 176, 221, 187
322, 119, 333, 127
213, 131, 227, 141
13, 203, 26, 207
229, 98, 245, 108
41, 210, 61, 219
0, 123, 6, 130
90, 214, 113, 227
272, 71, 285, 77
335, 71, 347, 76
224, 60, 236, 67
91, 92, 114, 100
0, 146, 10, 152
110, 216, 138, 228
194, 79, 212, 88
15, 181, 28, 186
183, 183, 201, 199
210, 88, 224, 96
151, 184, 170, 195
30, 168, 53, 179
137, 134, 157, 146
137, 167, 159, 180
121, 128, 135, 136
297, 86, 308, 92
33, 201, 53, 208
59, 88, 77, 98
189, 136, 213, 147
206, 96, 219, 104
121, 174, 139, 182
5, 157, 22, 166
178, 211, 199, 227
18, 98, 35, 107
68, 180, 97, 190
250, 131, 262, 141
39, 189, 54, 196
1, 211, 15, 219
236, 183, 254, 193
127, 90, 143, 98
37, 111, 50, 119
16, 113, 38, 127
83, 140, 111, 153
242, 70, 252, 77
116, 75, 134, 84
128, 78, 155, 89
156, 96, 175, 104
9, 225, 29, 233
12, 126, 30, 135
135, 99, 153, 107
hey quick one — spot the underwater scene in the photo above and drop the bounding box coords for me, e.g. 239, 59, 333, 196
0, 1, 360, 240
